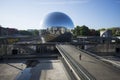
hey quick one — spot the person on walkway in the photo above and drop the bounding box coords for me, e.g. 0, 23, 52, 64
79, 54, 82, 60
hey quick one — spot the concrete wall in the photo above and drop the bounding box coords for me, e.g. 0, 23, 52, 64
0, 45, 13, 56
86, 44, 120, 56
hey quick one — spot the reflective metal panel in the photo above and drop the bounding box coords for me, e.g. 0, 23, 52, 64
41, 12, 74, 28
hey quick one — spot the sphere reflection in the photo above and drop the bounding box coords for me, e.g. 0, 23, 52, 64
41, 12, 74, 29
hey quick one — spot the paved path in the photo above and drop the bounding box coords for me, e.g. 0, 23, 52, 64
101, 56, 120, 68
0, 59, 70, 80
59, 45, 120, 80
0, 60, 26, 80
16, 60, 70, 80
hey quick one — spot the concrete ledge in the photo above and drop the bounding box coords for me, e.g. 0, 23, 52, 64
76, 47, 120, 70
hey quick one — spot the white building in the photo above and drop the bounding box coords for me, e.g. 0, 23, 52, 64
47, 26, 67, 35
100, 30, 112, 37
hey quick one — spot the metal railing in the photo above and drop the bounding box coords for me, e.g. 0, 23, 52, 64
56, 44, 96, 80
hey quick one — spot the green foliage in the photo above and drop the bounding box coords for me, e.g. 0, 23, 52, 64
73, 25, 80, 36
98, 28, 106, 31
73, 25, 120, 37
90, 29, 100, 36
107, 27, 120, 36
72, 25, 99, 36
19, 30, 39, 36
31, 30, 39, 36
19, 30, 32, 35
80, 25, 90, 36
73, 25, 90, 36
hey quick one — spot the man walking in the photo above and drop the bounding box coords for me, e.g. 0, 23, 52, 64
79, 54, 82, 60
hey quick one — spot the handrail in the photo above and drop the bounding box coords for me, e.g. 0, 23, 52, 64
56, 44, 96, 80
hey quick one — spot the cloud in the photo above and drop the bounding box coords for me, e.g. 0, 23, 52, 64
38, 0, 90, 5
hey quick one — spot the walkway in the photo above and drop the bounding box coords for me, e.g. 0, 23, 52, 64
58, 44, 120, 80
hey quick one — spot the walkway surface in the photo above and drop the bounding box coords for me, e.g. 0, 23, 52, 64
0, 59, 70, 80
59, 44, 120, 80
0, 60, 26, 80
16, 60, 69, 80
101, 56, 120, 68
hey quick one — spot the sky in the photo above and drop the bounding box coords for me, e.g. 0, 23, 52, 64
0, 0, 120, 30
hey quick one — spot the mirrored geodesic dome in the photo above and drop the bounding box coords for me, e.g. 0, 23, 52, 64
41, 12, 74, 29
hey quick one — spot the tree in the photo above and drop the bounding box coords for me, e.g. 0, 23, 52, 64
73, 25, 81, 36
108, 27, 120, 36
99, 28, 106, 31
31, 30, 39, 36
73, 25, 90, 36
19, 30, 32, 36
90, 29, 100, 36
80, 25, 90, 36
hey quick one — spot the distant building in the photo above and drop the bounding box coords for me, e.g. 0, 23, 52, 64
39, 29, 47, 35
100, 30, 112, 37
47, 26, 67, 35
0, 26, 18, 36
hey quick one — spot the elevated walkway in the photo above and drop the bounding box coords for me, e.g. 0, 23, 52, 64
56, 44, 120, 80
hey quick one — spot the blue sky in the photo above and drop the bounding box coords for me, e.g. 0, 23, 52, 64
0, 0, 120, 30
